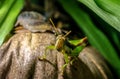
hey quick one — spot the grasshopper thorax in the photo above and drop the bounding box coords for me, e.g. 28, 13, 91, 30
55, 35, 66, 51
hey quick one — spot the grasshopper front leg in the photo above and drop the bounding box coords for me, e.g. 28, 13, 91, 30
39, 45, 56, 60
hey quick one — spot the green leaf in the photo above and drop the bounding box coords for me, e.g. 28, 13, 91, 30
94, 0, 120, 17
0, 0, 24, 45
78, 0, 120, 32
58, 0, 120, 76
0, 0, 15, 25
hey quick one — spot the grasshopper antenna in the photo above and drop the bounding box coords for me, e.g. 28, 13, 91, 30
63, 31, 71, 38
49, 18, 59, 35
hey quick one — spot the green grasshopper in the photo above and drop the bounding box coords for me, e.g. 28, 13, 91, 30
40, 18, 87, 69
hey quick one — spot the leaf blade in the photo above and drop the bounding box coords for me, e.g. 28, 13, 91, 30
0, 0, 24, 45
78, 0, 120, 32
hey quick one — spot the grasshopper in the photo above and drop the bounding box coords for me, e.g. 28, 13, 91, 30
39, 19, 71, 60
40, 18, 87, 71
